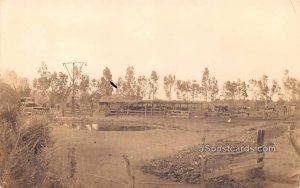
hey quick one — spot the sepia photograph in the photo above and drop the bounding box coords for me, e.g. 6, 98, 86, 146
1, 0, 300, 187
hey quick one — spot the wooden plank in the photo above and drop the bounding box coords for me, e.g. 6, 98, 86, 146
257, 129, 265, 163
127, 110, 164, 113
204, 162, 264, 180
205, 153, 264, 170
123, 155, 135, 188
290, 129, 300, 157
204, 169, 231, 179
205, 160, 231, 170
233, 153, 264, 165
208, 151, 246, 157
128, 110, 146, 113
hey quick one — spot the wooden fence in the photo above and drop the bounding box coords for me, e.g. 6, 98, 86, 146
200, 152, 264, 187
199, 129, 265, 187
85, 151, 264, 188
83, 129, 265, 188
287, 124, 300, 188
62, 109, 93, 117
109, 108, 191, 118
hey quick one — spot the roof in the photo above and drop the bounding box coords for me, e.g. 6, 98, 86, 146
99, 96, 203, 104
98, 95, 139, 103
139, 100, 202, 104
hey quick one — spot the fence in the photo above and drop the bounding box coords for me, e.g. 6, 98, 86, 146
83, 129, 265, 188
199, 129, 265, 188
199, 152, 264, 187
85, 151, 264, 188
109, 108, 191, 118
287, 124, 300, 188
62, 108, 93, 117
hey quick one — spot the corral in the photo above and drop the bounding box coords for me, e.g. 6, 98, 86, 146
98, 96, 205, 118
97, 96, 298, 120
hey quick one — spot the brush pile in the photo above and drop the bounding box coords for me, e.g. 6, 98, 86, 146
0, 81, 79, 187
0, 118, 56, 188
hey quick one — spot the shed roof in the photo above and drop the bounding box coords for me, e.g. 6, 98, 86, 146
98, 95, 139, 103
99, 95, 203, 104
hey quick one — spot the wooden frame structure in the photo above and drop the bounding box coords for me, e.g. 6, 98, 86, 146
98, 97, 204, 118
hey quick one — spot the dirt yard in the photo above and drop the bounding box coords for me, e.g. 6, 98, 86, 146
50, 117, 300, 188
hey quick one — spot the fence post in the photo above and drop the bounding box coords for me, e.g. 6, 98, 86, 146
123, 155, 135, 188
90, 108, 93, 117
200, 155, 206, 188
288, 125, 296, 168
201, 136, 206, 146
257, 129, 265, 165
151, 104, 153, 116
66, 147, 76, 186
145, 105, 147, 117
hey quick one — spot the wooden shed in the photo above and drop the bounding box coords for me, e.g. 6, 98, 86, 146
98, 96, 204, 118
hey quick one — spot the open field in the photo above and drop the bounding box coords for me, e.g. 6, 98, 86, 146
49, 116, 300, 188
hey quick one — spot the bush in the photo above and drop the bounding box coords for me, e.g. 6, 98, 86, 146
0, 118, 54, 187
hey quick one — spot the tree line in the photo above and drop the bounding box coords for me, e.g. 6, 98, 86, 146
1, 62, 300, 107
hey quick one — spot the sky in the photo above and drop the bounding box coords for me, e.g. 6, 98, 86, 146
1, 0, 300, 98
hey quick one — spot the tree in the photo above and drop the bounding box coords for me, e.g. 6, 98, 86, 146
163, 74, 176, 100
77, 74, 90, 104
223, 81, 239, 100
255, 75, 280, 102
248, 79, 259, 101
98, 67, 113, 96
0, 82, 19, 114
182, 80, 192, 100
136, 75, 148, 99
239, 81, 248, 100
3, 70, 18, 87
201, 68, 210, 102
175, 80, 192, 101
176, 80, 182, 100
90, 78, 100, 101
148, 71, 159, 99
257, 75, 269, 101
190, 80, 200, 101
116, 77, 125, 96
270, 80, 280, 101
209, 76, 219, 101
16, 77, 31, 97
33, 62, 51, 104
48, 72, 70, 106
282, 70, 300, 101
123, 66, 136, 97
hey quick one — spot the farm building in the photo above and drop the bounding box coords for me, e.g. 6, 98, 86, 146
98, 95, 205, 118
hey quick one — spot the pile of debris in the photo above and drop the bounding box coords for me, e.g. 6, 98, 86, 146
141, 148, 235, 184
142, 129, 264, 187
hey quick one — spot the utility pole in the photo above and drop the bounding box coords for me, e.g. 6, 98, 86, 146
63, 62, 87, 113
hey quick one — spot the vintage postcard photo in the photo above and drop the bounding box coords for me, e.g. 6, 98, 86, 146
0, 1, 300, 188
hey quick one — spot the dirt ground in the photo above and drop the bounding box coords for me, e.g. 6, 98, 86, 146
50, 116, 300, 188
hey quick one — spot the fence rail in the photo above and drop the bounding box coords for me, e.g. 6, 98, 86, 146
108, 109, 191, 118
203, 152, 264, 180
200, 129, 265, 188
205, 162, 263, 180
62, 109, 92, 117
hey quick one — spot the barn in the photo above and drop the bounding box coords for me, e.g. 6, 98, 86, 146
98, 95, 205, 118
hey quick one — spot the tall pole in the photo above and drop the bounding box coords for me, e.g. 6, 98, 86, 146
63, 62, 87, 114
72, 63, 75, 113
